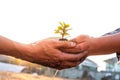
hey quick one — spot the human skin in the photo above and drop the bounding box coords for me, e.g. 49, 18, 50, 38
0, 35, 87, 70
63, 33, 120, 56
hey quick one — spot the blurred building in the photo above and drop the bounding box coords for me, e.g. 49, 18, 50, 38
78, 58, 98, 71
104, 57, 120, 72
57, 58, 98, 80
102, 57, 120, 80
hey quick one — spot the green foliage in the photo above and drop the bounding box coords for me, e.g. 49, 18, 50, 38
54, 22, 72, 39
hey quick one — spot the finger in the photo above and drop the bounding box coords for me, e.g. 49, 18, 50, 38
53, 40, 77, 48
61, 51, 88, 62
60, 46, 82, 53
70, 35, 89, 43
76, 42, 89, 51
69, 52, 87, 62
63, 42, 89, 53
61, 49, 82, 53
69, 38, 77, 43
61, 41, 89, 53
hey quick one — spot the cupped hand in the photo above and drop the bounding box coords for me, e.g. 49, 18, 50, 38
29, 39, 88, 70
61, 35, 91, 54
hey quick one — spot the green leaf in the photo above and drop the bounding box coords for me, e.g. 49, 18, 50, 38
54, 30, 60, 34
54, 21, 72, 39
58, 26, 63, 30
59, 22, 64, 27
64, 24, 70, 28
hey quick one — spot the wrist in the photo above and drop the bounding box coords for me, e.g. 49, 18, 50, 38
87, 37, 101, 56
13, 42, 35, 62
88, 36, 116, 56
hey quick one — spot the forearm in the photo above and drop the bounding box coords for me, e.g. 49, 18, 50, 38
0, 35, 34, 61
88, 33, 120, 56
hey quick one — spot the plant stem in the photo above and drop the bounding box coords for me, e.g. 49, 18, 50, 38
51, 70, 59, 80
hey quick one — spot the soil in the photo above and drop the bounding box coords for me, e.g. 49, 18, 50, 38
59, 38, 68, 41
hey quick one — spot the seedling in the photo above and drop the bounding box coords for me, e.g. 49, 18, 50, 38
53, 22, 72, 79
54, 22, 72, 41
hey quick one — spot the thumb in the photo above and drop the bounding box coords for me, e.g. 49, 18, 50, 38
54, 40, 76, 48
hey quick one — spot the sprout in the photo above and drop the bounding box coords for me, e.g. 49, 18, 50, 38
54, 22, 72, 40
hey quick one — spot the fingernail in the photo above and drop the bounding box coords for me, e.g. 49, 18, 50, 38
83, 51, 88, 53
70, 42, 76, 47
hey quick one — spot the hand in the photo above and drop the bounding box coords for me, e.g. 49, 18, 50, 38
61, 35, 91, 54
29, 39, 88, 70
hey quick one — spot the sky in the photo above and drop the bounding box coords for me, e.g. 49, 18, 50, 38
0, 0, 120, 71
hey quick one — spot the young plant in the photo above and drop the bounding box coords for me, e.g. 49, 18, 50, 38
53, 22, 72, 79
54, 22, 72, 41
